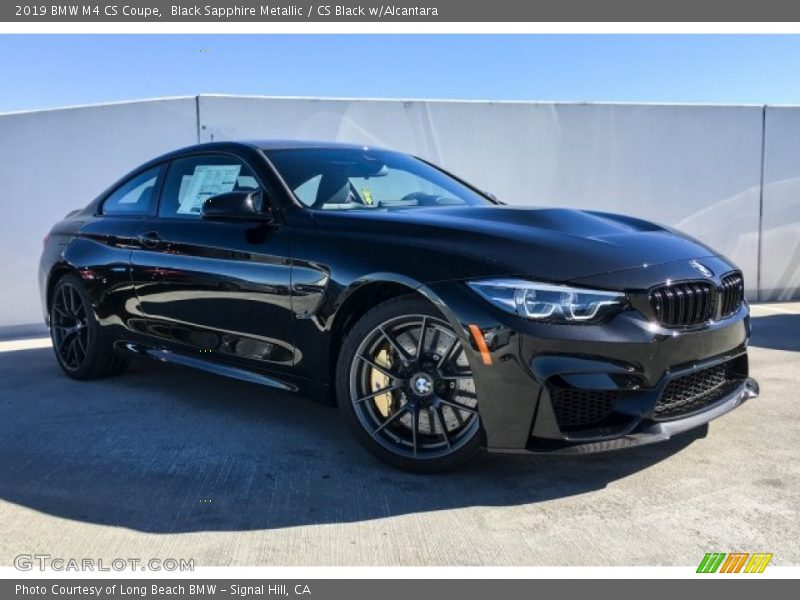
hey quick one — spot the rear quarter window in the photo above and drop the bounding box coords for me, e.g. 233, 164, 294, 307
102, 166, 161, 216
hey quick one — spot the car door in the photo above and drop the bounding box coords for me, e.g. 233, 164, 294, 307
68, 163, 166, 336
129, 152, 297, 371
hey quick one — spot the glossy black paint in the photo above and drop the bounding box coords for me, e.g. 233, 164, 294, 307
39, 140, 757, 452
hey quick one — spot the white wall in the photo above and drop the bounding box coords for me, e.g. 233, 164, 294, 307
0, 94, 796, 328
0, 97, 198, 327
762, 107, 800, 301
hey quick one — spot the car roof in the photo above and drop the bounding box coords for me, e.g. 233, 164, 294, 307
245, 139, 392, 152
133, 139, 398, 176
144, 139, 397, 165
167, 139, 393, 153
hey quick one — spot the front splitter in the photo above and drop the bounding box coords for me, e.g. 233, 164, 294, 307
491, 378, 759, 455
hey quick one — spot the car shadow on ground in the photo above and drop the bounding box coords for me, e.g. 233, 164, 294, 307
0, 347, 707, 534
749, 313, 800, 352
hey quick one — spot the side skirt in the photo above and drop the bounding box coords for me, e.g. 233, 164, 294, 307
118, 342, 298, 392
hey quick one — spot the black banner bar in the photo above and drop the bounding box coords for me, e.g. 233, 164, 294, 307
2, 579, 795, 600
5, 0, 800, 22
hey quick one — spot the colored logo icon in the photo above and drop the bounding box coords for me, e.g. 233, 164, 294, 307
697, 552, 773, 573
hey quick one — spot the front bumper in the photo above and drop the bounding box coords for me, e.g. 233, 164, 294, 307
425, 277, 758, 453
526, 377, 758, 454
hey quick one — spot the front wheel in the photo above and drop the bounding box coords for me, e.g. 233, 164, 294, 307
336, 296, 481, 472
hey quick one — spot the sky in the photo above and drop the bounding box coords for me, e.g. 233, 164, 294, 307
2, 34, 800, 113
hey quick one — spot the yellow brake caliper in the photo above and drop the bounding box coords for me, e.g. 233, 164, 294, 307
370, 347, 394, 417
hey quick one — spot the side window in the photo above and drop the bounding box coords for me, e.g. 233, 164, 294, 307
102, 166, 161, 216
160, 154, 262, 219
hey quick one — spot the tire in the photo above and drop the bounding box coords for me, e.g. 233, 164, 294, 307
336, 295, 481, 473
49, 273, 131, 380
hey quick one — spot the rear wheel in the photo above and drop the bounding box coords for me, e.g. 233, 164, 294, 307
337, 296, 481, 472
50, 273, 130, 379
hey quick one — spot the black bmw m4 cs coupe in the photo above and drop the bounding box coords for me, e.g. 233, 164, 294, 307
40, 140, 759, 471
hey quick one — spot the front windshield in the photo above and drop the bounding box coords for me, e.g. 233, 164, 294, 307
266, 147, 493, 210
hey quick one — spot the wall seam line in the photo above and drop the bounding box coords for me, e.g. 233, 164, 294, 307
195, 95, 201, 143
756, 104, 767, 302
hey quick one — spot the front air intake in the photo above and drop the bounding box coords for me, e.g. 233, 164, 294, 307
549, 387, 617, 430
653, 359, 742, 421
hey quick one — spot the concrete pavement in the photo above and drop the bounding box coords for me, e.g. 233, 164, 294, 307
0, 304, 798, 566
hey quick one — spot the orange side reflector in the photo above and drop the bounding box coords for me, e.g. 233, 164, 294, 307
468, 324, 493, 365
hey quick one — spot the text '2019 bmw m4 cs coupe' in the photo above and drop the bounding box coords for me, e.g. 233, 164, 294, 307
40, 140, 759, 472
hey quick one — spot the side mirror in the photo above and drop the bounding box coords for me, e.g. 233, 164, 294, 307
201, 190, 272, 222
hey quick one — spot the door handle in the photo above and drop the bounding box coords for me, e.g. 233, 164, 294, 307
137, 231, 161, 249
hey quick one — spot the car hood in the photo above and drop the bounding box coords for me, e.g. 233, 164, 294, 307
309, 205, 720, 283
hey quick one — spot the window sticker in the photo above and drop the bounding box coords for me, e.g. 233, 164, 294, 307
361, 187, 374, 205
177, 164, 242, 215
176, 174, 193, 206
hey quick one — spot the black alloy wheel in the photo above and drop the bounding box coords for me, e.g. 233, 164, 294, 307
51, 280, 89, 371
49, 273, 130, 379
337, 296, 481, 472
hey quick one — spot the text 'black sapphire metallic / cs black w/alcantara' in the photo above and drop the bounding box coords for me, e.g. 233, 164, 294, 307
39, 140, 758, 471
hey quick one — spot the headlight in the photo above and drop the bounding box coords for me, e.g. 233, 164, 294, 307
467, 278, 626, 323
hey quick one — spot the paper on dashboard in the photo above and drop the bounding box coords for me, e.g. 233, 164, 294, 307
177, 164, 242, 215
